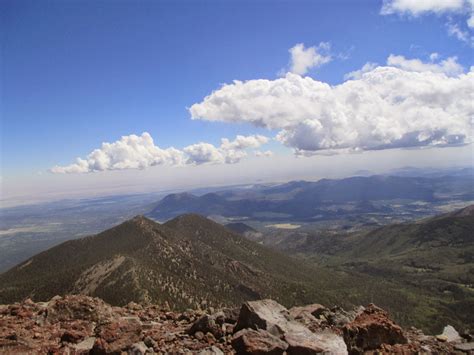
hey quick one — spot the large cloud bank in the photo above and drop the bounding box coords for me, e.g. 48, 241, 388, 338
190, 60, 473, 154
51, 133, 269, 173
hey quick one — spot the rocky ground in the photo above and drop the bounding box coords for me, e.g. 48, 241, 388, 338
0, 295, 472, 354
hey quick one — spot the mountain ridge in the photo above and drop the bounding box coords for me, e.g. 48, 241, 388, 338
0, 213, 347, 311
147, 174, 473, 222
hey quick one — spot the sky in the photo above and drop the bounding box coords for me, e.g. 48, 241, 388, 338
1, 0, 473, 205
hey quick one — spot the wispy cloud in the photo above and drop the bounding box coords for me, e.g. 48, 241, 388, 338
381, 0, 474, 45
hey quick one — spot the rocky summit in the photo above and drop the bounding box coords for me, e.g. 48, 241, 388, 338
1, 295, 472, 354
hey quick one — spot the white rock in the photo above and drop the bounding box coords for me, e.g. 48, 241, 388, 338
129, 341, 149, 355
199, 346, 224, 355
440, 325, 462, 343
73, 337, 96, 351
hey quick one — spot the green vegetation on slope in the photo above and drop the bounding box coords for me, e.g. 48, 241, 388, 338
268, 206, 474, 333
0, 214, 355, 311
1, 210, 472, 334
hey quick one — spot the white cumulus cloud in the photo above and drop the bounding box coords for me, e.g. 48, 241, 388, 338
50, 133, 185, 174
220, 134, 268, 150
344, 62, 378, 80
254, 150, 274, 157
190, 62, 473, 154
51, 133, 270, 173
386, 54, 464, 76
286, 43, 332, 76
184, 134, 269, 165
183, 143, 225, 165
381, 0, 465, 16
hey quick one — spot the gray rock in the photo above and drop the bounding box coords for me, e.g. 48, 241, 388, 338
454, 342, 474, 352
327, 306, 352, 327
189, 314, 225, 338
73, 337, 96, 352
284, 325, 347, 355
234, 299, 291, 336
440, 325, 462, 343
234, 299, 347, 354
198, 346, 224, 355
289, 304, 326, 320
221, 307, 240, 324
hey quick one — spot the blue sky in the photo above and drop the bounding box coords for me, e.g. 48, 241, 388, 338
1, 0, 473, 203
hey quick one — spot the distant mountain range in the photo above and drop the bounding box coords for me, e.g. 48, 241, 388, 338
148, 174, 473, 222
1, 170, 471, 273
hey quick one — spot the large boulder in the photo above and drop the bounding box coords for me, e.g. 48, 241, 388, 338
234, 299, 291, 336
234, 300, 347, 355
232, 329, 288, 355
284, 325, 347, 355
342, 304, 407, 354
46, 295, 113, 323
438, 325, 462, 343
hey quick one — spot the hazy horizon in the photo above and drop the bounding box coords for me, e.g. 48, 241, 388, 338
2, 0, 473, 208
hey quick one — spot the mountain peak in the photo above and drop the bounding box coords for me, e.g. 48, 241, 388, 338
128, 214, 156, 225
117, 215, 159, 233
164, 213, 218, 228
0, 212, 331, 311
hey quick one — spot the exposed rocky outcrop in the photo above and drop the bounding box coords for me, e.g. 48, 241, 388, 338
0, 295, 470, 354
342, 304, 407, 353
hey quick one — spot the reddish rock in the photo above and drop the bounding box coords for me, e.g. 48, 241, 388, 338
232, 328, 288, 355
342, 304, 407, 354
96, 316, 142, 353
0, 295, 455, 355
60, 329, 84, 343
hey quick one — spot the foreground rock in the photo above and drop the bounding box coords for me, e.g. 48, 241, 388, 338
0, 295, 469, 354
234, 299, 348, 354
0, 295, 232, 354
232, 329, 288, 354
342, 304, 407, 353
